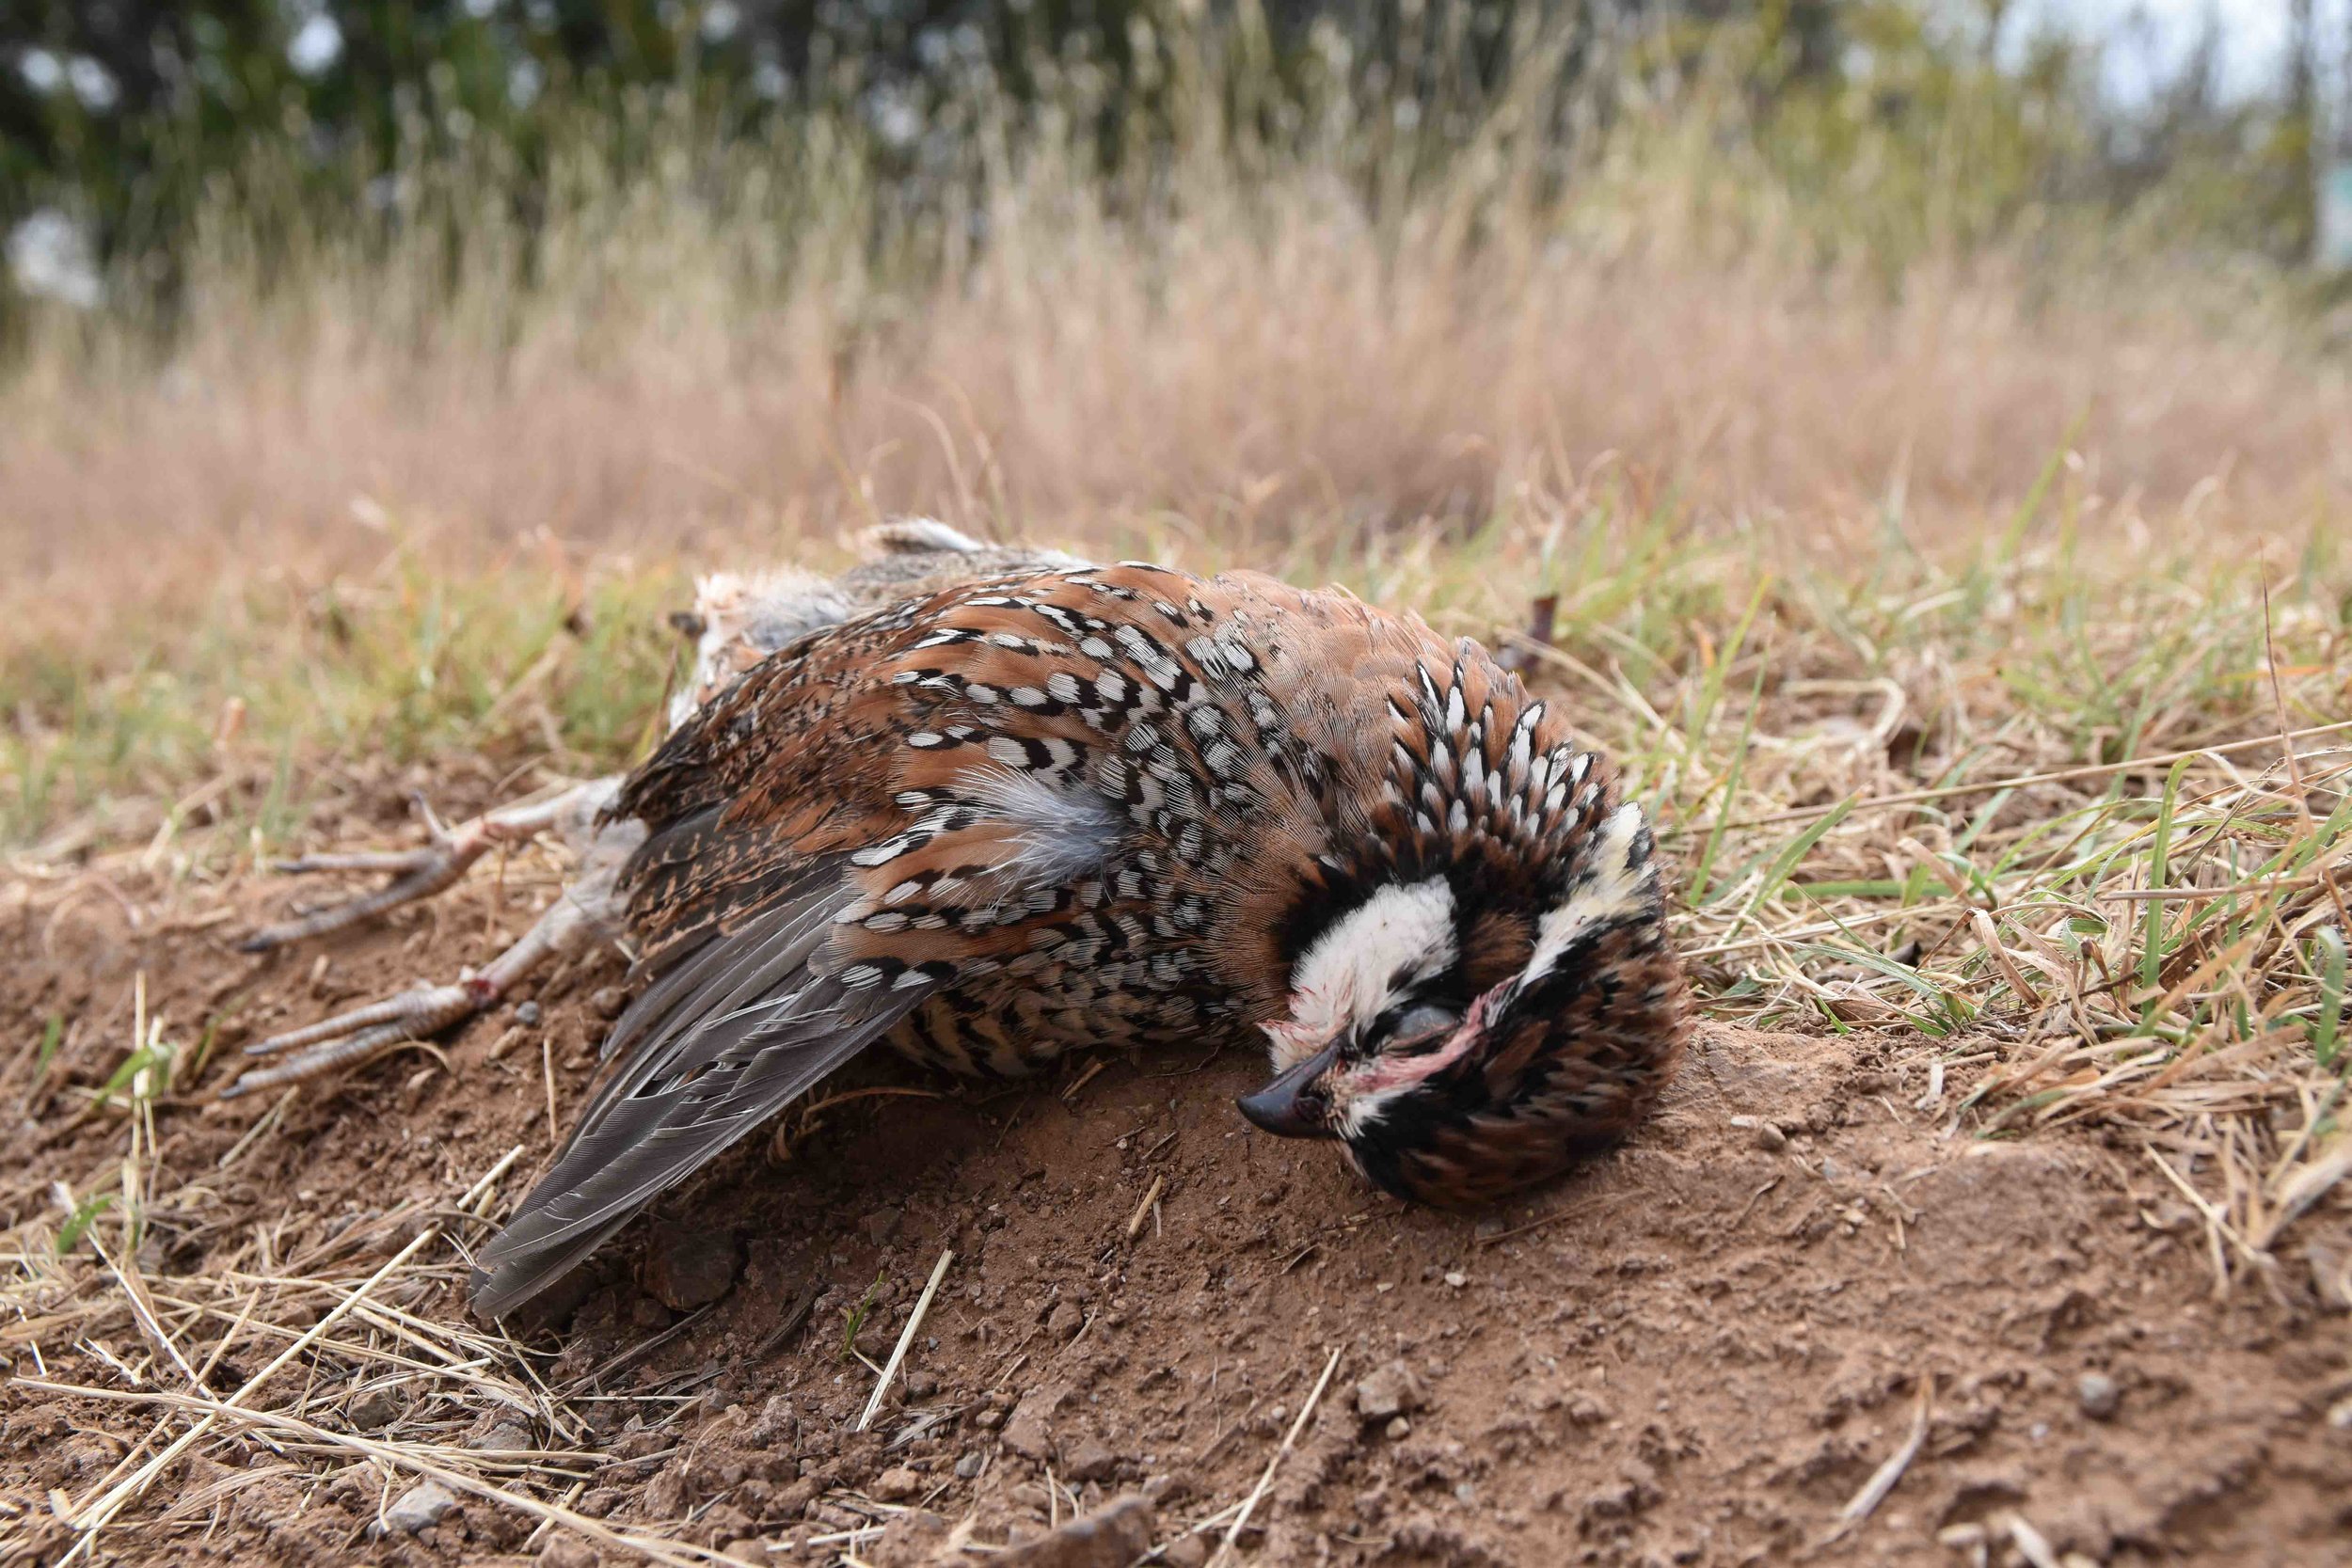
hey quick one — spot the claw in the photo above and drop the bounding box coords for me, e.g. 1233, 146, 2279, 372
267, 847, 451, 876
217, 856, 629, 1099
239, 835, 480, 953
222, 983, 485, 1098
221, 1022, 447, 1098
242, 983, 478, 1058
238, 778, 621, 955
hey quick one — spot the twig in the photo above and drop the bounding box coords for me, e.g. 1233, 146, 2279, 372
541, 1034, 560, 1144
1820, 1376, 1932, 1545
1209, 1347, 1341, 1568
858, 1249, 953, 1432
1060, 1059, 1108, 1102
1126, 1176, 1165, 1241
2005, 1512, 2063, 1568
459, 1144, 528, 1213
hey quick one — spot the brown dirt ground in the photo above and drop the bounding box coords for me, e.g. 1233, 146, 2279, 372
5, 783, 2352, 1568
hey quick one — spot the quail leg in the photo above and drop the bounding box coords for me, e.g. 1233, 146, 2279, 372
239, 777, 624, 953
221, 837, 640, 1097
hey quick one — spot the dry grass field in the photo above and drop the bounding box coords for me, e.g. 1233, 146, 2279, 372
4, 71, 2352, 1568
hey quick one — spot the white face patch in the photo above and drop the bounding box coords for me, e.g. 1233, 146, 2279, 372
1265, 879, 1456, 1070
1523, 801, 1655, 985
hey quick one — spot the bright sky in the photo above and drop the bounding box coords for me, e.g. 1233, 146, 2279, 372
2011, 0, 2349, 105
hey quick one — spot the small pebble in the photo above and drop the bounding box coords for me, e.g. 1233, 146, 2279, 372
1354, 1360, 1424, 1422
956, 1450, 986, 1479
514, 1000, 542, 1026
346, 1386, 404, 1431
1754, 1121, 1788, 1152
2078, 1372, 2121, 1420
1442, 1271, 1467, 1289
375, 1480, 457, 1535
1062, 1437, 1120, 1481
1384, 1416, 1411, 1440
469, 1419, 532, 1452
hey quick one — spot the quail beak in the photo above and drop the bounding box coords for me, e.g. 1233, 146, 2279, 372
1237, 1040, 1344, 1140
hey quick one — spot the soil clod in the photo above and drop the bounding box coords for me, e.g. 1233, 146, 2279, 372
993, 1493, 1155, 1567
644, 1227, 742, 1310
1356, 1359, 1424, 1423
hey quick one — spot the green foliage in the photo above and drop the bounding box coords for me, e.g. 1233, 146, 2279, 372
839, 1269, 886, 1362
55, 1188, 115, 1255
2, 0, 2336, 336
0, 544, 687, 848
2314, 926, 2347, 1069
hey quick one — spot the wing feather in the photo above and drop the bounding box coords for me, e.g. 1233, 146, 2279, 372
470, 867, 933, 1317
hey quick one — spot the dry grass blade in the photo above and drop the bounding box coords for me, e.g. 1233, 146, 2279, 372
58, 1225, 443, 1548
1819, 1376, 1933, 1546
14, 1376, 724, 1567
857, 1248, 953, 1433
1208, 1346, 1342, 1568
1126, 1175, 1166, 1241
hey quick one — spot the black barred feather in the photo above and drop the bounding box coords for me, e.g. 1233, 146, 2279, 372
470, 556, 1686, 1313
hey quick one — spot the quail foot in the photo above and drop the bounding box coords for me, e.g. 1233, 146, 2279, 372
229, 521, 1080, 1095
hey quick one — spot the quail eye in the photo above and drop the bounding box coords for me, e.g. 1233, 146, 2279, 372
1381, 1002, 1460, 1050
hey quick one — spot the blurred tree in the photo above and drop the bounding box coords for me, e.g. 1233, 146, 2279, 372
0, 0, 2333, 316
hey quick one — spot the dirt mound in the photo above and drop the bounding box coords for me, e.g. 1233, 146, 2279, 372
5, 851, 2350, 1567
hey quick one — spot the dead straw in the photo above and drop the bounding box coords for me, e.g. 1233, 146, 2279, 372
1208, 1346, 1342, 1568
857, 1248, 953, 1433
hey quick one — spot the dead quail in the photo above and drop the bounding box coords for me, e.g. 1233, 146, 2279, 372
469, 555, 1689, 1315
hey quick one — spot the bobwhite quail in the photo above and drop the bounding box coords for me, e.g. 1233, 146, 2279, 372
466, 549, 1691, 1315
230, 521, 1083, 1096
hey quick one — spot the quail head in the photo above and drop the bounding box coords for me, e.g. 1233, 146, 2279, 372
471, 558, 1689, 1315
